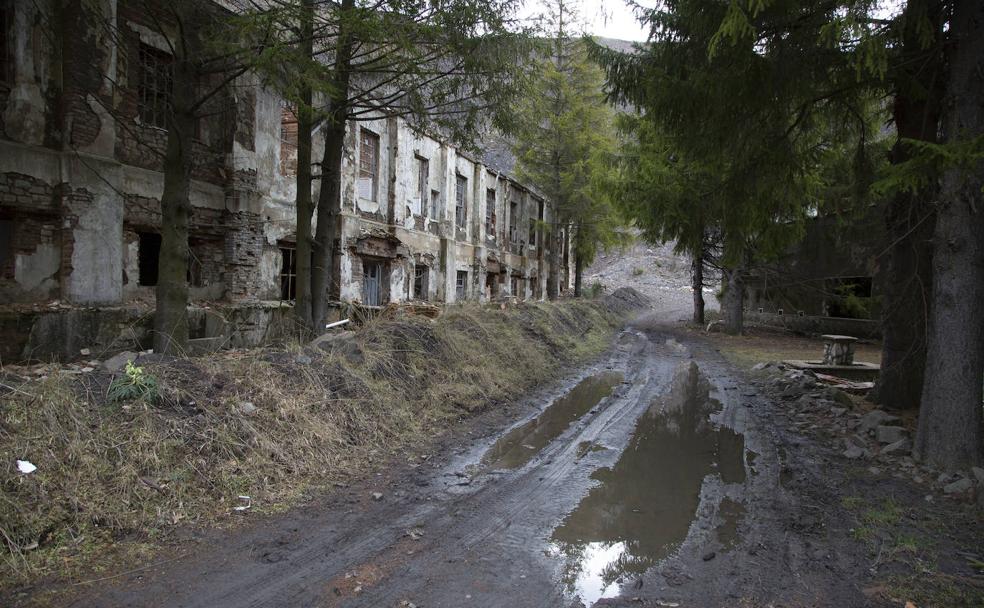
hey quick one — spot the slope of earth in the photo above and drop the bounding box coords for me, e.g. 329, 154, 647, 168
586, 240, 719, 318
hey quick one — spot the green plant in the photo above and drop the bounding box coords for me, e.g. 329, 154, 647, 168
587, 282, 606, 299
107, 361, 160, 403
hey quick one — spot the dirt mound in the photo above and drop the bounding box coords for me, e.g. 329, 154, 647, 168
603, 286, 651, 314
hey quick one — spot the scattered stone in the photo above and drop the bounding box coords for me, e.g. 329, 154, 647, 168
859, 410, 901, 434
943, 478, 973, 495
102, 351, 138, 373
80, 348, 91, 356
823, 388, 855, 409
868, 467, 881, 475
752, 362, 769, 371
702, 551, 716, 561
843, 445, 866, 460
830, 407, 847, 417
80, 367, 94, 373
875, 425, 907, 445
295, 354, 312, 365
371, 492, 384, 501
971, 467, 984, 485
880, 439, 911, 456
238, 402, 258, 416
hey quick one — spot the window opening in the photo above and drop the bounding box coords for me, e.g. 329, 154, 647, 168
138, 44, 172, 129
0, 1, 13, 85
280, 104, 298, 176
138, 232, 161, 286
455, 175, 467, 229
416, 156, 429, 216
358, 129, 380, 201
280, 245, 297, 300
363, 260, 382, 306
486, 188, 496, 236
509, 201, 519, 243
455, 270, 467, 300
413, 265, 428, 300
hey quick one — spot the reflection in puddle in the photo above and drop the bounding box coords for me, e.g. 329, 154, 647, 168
715, 497, 745, 549
551, 363, 746, 605
482, 373, 623, 470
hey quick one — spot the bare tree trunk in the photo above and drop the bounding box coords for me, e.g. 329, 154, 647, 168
153, 57, 196, 354
722, 267, 744, 335
293, 0, 315, 331
691, 249, 705, 326
574, 251, 583, 297
914, 0, 984, 470
546, 226, 560, 300
871, 0, 944, 411
311, 121, 346, 327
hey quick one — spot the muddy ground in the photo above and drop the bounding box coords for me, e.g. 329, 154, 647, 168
56, 313, 984, 607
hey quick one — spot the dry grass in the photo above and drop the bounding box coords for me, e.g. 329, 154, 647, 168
0, 296, 635, 592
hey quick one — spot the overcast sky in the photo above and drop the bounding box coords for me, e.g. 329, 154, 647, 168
518, 0, 655, 42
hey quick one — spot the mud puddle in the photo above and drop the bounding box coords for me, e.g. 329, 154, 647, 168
549, 363, 747, 605
480, 372, 623, 470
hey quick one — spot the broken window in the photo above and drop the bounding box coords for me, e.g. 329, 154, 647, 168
485, 272, 498, 299
412, 265, 428, 300
0, 219, 12, 271
0, 1, 12, 85
509, 201, 519, 243
358, 128, 380, 201
280, 105, 298, 176
138, 44, 172, 129
455, 175, 467, 229
416, 156, 429, 216
279, 245, 296, 301
187, 248, 204, 288
362, 260, 383, 306
456, 270, 467, 300
137, 232, 161, 286
486, 188, 496, 236
511, 276, 520, 298
529, 218, 537, 246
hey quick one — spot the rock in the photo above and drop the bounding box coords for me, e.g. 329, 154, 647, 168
859, 410, 901, 434
824, 388, 855, 408
830, 407, 847, 417
752, 362, 769, 371
970, 467, 984, 485
943, 478, 973, 495
238, 401, 258, 416
80, 367, 95, 373
371, 492, 384, 501
843, 444, 866, 459
875, 425, 907, 445
880, 439, 911, 456
702, 551, 716, 561
295, 354, 312, 365
310, 330, 356, 351
102, 351, 138, 373
80, 348, 91, 356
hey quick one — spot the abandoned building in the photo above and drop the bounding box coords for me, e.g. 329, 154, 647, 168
742, 209, 885, 337
0, 1, 573, 362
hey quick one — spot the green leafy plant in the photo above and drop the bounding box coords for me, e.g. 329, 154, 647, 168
108, 361, 159, 403
587, 282, 606, 299
632, 267, 645, 276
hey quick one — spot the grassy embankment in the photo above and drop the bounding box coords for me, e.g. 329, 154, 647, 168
0, 291, 645, 594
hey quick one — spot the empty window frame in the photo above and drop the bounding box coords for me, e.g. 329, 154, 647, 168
358, 128, 380, 201
529, 218, 537, 246
362, 260, 383, 306
455, 175, 467, 229
137, 232, 161, 286
509, 201, 519, 243
0, 1, 12, 85
510, 276, 520, 298
485, 188, 496, 236
138, 44, 172, 129
416, 156, 429, 216
455, 270, 467, 300
280, 105, 298, 176
0, 218, 12, 270
279, 245, 297, 301
430, 189, 440, 220
412, 265, 428, 300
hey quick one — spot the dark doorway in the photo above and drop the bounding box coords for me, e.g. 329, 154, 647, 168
138, 232, 161, 286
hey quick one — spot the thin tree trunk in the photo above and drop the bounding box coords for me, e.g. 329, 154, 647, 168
293, 0, 314, 331
914, 0, 984, 470
871, 0, 944, 411
546, 225, 560, 300
722, 267, 744, 335
574, 251, 583, 297
153, 57, 196, 354
692, 249, 705, 326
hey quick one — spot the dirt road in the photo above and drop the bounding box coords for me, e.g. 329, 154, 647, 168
72, 315, 890, 607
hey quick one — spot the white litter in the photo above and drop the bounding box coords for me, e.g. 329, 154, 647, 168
16, 460, 37, 474
233, 495, 252, 511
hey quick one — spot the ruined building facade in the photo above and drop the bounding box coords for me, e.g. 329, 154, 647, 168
0, 1, 571, 359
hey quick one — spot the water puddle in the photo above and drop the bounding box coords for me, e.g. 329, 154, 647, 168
481, 372, 623, 470
549, 362, 748, 605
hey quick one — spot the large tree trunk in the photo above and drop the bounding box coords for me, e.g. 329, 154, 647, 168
691, 249, 705, 326
311, 121, 346, 327
871, 0, 944, 411
293, 0, 315, 331
722, 267, 744, 335
153, 61, 196, 354
913, 0, 984, 470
